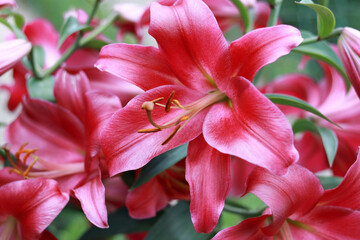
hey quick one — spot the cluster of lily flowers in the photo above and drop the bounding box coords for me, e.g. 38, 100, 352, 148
1, 0, 360, 239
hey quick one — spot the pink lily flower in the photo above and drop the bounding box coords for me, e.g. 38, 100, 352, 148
0, 178, 68, 240
5, 69, 122, 228
338, 27, 360, 98
262, 60, 360, 176
213, 150, 360, 239
0, 39, 31, 76
96, 0, 301, 233
0, 0, 16, 9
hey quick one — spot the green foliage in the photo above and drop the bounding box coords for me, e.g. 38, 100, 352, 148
27, 76, 56, 101
296, 0, 335, 38
293, 119, 338, 167
58, 16, 92, 48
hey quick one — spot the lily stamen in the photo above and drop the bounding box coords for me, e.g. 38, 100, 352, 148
162, 125, 181, 145
165, 91, 175, 112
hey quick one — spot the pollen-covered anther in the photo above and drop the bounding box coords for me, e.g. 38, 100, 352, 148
137, 128, 162, 133
141, 101, 155, 111
165, 91, 175, 112
162, 125, 181, 145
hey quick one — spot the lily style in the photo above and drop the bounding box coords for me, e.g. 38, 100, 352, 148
96, 0, 301, 233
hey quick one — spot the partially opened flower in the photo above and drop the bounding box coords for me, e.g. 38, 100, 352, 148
96, 0, 301, 233
338, 27, 360, 98
0, 178, 68, 240
213, 150, 360, 239
0, 39, 31, 76
5, 70, 123, 228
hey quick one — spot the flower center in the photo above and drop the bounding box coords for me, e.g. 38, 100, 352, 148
3, 143, 84, 179
138, 89, 228, 145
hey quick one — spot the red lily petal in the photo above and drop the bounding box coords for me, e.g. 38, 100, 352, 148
212, 214, 270, 240
0, 178, 68, 240
54, 69, 91, 124
246, 164, 324, 235
0, 63, 29, 111
85, 90, 122, 163
230, 25, 302, 81
5, 98, 86, 165
292, 206, 360, 239
96, 43, 179, 91
24, 19, 60, 68
186, 135, 231, 233
149, 0, 231, 91
0, 39, 31, 76
203, 77, 298, 174
229, 157, 255, 196
73, 173, 108, 228
320, 149, 360, 209
126, 177, 169, 219
0, 0, 16, 9
100, 85, 206, 176
84, 68, 143, 106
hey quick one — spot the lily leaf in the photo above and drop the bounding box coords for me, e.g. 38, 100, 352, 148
145, 201, 213, 240
296, 0, 335, 38
318, 176, 342, 190
293, 31, 350, 88
27, 75, 56, 101
80, 207, 161, 240
265, 93, 337, 127
293, 119, 338, 167
58, 16, 92, 48
131, 144, 188, 190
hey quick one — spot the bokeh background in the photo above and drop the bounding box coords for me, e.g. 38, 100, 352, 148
0, 0, 359, 239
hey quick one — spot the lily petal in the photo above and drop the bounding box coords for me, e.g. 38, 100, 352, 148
0, 39, 31, 76
292, 206, 360, 240
230, 25, 302, 81
246, 164, 324, 235
320, 149, 360, 209
100, 85, 206, 176
212, 214, 270, 240
149, 0, 231, 91
126, 177, 169, 219
73, 173, 108, 228
203, 77, 298, 174
0, 178, 68, 240
54, 69, 91, 124
96, 44, 179, 91
186, 134, 231, 233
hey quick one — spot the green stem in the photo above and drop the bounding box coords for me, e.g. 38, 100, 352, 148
43, 0, 102, 78
223, 204, 265, 218
230, 0, 251, 33
27, 48, 43, 79
267, 0, 283, 27
300, 28, 343, 45
79, 13, 118, 47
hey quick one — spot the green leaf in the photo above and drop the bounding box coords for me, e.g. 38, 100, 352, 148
145, 201, 213, 240
292, 119, 338, 167
131, 144, 188, 190
0, 18, 26, 39
293, 31, 350, 88
58, 16, 92, 48
27, 76, 56, 101
318, 176, 342, 190
296, 0, 335, 38
80, 207, 160, 240
265, 93, 337, 126
12, 13, 25, 29
82, 39, 110, 50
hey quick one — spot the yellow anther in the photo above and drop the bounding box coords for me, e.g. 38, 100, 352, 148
137, 128, 162, 133
172, 99, 184, 109
151, 97, 164, 103
162, 125, 181, 145
165, 91, 175, 112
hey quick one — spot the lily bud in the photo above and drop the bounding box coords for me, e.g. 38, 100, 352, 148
338, 27, 360, 98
